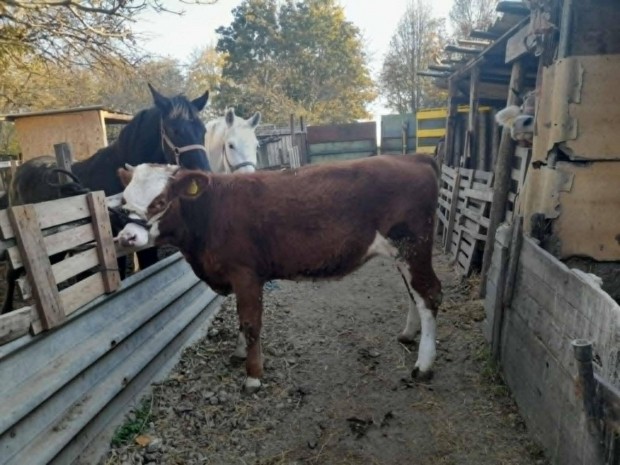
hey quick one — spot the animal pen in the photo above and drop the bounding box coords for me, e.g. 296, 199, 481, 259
423, 0, 620, 463
0, 132, 221, 463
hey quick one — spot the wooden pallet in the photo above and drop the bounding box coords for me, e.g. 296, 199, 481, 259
438, 164, 494, 276
0, 192, 120, 344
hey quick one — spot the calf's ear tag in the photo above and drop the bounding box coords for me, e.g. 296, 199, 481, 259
186, 179, 200, 196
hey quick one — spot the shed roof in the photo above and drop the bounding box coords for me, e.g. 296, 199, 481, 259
2, 106, 133, 124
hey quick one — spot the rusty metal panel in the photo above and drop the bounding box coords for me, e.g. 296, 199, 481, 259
306, 122, 376, 144
534, 55, 620, 162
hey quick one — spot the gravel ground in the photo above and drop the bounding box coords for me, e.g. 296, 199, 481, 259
100, 248, 547, 465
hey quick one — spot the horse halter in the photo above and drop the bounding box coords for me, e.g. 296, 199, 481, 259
222, 142, 257, 173
160, 120, 208, 165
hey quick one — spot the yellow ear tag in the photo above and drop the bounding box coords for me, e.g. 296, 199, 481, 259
186, 179, 199, 196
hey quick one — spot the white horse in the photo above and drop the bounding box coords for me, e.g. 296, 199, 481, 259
205, 108, 261, 173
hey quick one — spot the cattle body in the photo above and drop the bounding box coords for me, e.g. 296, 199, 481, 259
118, 155, 443, 392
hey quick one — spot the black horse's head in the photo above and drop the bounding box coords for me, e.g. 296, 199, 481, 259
147, 83, 211, 171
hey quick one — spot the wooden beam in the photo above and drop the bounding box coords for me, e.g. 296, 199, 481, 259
479, 60, 525, 298
463, 66, 480, 168
496, 1, 530, 15
449, 16, 530, 82
87, 191, 121, 293
445, 45, 482, 55
417, 71, 450, 79
505, 23, 531, 63
9, 205, 65, 330
428, 64, 454, 72
470, 30, 501, 40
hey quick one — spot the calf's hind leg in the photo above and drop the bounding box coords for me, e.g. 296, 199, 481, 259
395, 241, 442, 380
233, 274, 265, 393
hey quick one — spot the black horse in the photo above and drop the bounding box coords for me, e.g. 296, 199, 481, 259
0, 83, 211, 314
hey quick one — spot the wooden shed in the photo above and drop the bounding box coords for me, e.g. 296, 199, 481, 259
423, 1, 620, 464
4, 106, 132, 162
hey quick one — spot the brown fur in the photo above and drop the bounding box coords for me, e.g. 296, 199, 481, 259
147, 155, 442, 385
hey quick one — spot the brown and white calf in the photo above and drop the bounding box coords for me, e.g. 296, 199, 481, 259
117, 155, 443, 392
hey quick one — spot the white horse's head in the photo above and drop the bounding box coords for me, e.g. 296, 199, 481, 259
206, 108, 261, 174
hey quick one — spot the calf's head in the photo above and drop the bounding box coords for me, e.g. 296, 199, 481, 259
116, 164, 209, 247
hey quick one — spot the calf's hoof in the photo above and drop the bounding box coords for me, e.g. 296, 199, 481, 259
411, 366, 434, 381
397, 332, 417, 344
230, 353, 246, 366
243, 377, 262, 394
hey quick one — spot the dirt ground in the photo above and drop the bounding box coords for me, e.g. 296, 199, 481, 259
101, 249, 548, 465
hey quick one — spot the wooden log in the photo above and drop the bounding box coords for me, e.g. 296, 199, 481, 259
8, 205, 65, 330
87, 192, 120, 293
479, 60, 524, 298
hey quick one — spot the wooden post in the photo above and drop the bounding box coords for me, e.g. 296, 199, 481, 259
87, 191, 121, 293
558, 0, 574, 59
479, 60, 524, 298
54, 143, 74, 184
8, 205, 65, 330
444, 170, 462, 254
444, 78, 459, 167
463, 66, 480, 168
502, 215, 523, 308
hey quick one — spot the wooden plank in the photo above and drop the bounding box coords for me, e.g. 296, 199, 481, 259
0, 194, 91, 240
8, 205, 64, 330
52, 248, 99, 284
444, 170, 462, 253
59, 272, 106, 316
479, 60, 524, 297
7, 223, 95, 270
0, 307, 31, 345
505, 23, 531, 64
87, 192, 120, 293
463, 187, 494, 202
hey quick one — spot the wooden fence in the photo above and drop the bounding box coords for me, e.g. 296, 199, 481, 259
306, 122, 377, 163
0, 192, 120, 343
437, 165, 494, 276
437, 145, 531, 277
256, 124, 307, 169
485, 227, 620, 465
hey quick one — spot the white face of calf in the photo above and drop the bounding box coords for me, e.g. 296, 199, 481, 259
116, 164, 179, 247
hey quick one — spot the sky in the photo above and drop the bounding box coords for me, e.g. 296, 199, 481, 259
132, 0, 455, 118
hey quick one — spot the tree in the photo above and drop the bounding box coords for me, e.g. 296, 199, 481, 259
449, 0, 499, 39
379, 0, 447, 115
186, 44, 228, 120
215, 0, 375, 125
0, 0, 218, 69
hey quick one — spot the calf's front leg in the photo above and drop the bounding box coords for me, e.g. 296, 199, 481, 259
233, 274, 264, 393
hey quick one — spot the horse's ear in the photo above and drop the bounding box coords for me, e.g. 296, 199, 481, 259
191, 91, 209, 112
225, 108, 235, 127
172, 173, 210, 200
148, 83, 172, 113
249, 111, 261, 128
117, 167, 134, 187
